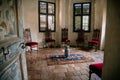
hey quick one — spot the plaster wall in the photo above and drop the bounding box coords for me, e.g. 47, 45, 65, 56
94, 0, 103, 29
22, 0, 105, 48
22, 0, 39, 43
100, 0, 107, 50
22, 0, 56, 48
68, 0, 93, 45
102, 0, 120, 80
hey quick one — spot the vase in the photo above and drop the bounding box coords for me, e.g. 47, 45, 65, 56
64, 45, 70, 57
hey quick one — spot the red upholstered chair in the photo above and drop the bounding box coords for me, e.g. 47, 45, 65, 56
23, 28, 38, 53
89, 63, 103, 80
88, 29, 100, 51
61, 28, 70, 46
45, 29, 55, 48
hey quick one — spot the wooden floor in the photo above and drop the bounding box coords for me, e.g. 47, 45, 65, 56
26, 48, 104, 80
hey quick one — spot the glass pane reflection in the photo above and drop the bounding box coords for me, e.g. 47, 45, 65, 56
75, 16, 81, 31
75, 4, 81, 15
40, 2, 46, 13
40, 15, 46, 31
83, 3, 90, 14
82, 16, 89, 31
48, 3, 54, 14
48, 15, 54, 31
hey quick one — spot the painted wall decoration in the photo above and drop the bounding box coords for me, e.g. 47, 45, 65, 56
0, 0, 18, 41
0, 49, 3, 65
0, 54, 22, 80
0, 0, 28, 79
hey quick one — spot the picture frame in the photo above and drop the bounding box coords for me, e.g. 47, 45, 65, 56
0, 0, 19, 45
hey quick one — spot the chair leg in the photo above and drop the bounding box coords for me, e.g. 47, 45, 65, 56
46, 43, 49, 48
68, 42, 70, 46
76, 42, 78, 48
95, 45, 97, 51
54, 42, 55, 48
89, 70, 92, 80
27, 46, 31, 53
94, 44, 99, 51
37, 45, 39, 53
30, 47, 32, 53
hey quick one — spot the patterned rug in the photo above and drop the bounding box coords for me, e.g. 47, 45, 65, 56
46, 53, 94, 66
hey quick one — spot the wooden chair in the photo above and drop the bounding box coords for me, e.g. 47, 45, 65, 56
45, 29, 55, 48
23, 28, 38, 53
76, 30, 84, 48
88, 29, 100, 51
89, 63, 103, 80
61, 28, 70, 46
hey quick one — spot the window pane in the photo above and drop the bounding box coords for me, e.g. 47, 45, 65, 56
40, 15, 46, 31
75, 16, 81, 31
39, 1, 56, 32
83, 3, 90, 14
82, 16, 89, 31
48, 3, 54, 14
48, 15, 54, 31
40, 2, 46, 13
75, 4, 81, 15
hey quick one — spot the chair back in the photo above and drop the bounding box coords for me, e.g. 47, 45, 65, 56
45, 29, 52, 42
23, 28, 32, 43
76, 30, 84, 43
92, 29, 100, 40
61, 28, 68, 41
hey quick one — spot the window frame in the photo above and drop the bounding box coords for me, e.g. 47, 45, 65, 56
73, 2, 91, 32
38, 1, 56, 32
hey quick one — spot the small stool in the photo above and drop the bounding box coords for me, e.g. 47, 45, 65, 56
89, 63, 103, 80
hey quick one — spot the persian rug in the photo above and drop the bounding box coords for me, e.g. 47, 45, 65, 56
46, 53, 94, 66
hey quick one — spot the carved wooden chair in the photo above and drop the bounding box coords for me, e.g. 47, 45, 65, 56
61, 28, 70, 46
23, 28, 38, 53
76, 30, 84, 48
88, 29, 100, 51
45, 29, 55, 48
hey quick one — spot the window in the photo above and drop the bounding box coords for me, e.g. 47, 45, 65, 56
73, 2, 91, 32
38, 1, 56, 32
